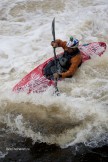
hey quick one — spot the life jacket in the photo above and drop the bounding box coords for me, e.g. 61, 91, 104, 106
58, 48, 80, 72
43, 48, 81, 80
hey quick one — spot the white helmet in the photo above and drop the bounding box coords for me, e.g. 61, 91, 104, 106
66, 36, 79, 48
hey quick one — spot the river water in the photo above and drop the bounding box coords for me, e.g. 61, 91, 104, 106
0, 0, 108, 161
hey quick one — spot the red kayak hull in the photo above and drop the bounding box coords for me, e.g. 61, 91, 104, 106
13, 42, 106, 93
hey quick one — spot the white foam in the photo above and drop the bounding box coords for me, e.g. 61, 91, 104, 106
0, 0, 108, 148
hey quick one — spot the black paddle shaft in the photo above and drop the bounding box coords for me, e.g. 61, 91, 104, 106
52, 18, 59, 94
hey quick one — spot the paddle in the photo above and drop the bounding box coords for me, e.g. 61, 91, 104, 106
52, 18, 59, 94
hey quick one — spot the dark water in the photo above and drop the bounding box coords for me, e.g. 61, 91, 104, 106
0, 131, 108, 162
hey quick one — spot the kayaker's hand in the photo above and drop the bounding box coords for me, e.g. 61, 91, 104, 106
53, 73, 61, 80
51, 41, 58, 48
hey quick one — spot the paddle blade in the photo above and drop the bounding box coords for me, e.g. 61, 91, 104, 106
52, 18, 55, 41
54, 79, 60, 95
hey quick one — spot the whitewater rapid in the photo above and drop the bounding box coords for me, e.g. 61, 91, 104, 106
0, 0, 108, 156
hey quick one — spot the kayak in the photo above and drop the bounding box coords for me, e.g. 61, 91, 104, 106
13, 42, 106, 93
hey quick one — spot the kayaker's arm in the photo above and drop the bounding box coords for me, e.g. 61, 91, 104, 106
51, 39, 67, 49
60, 54, 82, 78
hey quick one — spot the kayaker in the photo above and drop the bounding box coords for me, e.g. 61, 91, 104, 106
51, 36, 82, 79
